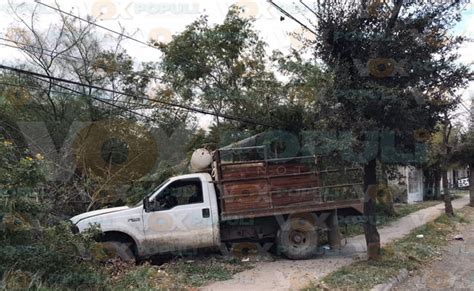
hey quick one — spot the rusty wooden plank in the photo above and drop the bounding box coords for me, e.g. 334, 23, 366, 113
217, 167, 361, 183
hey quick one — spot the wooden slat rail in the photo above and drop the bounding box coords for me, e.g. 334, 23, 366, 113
213, 148, 364, 220
219, 183, 363, 199
216, 167, 362, 183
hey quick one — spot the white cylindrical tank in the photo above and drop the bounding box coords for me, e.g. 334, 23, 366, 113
190, 148, 213, 171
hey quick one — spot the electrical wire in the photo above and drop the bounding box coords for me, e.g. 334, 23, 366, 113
0, 77, 179, 124
0, 64, 272, 127
268, 0, 316, 35
34, 1, 159, 50
0, 37, 162, 82
460, 101, 472, 113
0, 79, 152, 109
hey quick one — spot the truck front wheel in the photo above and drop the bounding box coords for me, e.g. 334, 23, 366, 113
277, 215, 319, 259
100, 241, 136, 262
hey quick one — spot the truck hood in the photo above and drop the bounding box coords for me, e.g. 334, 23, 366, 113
70, 206, 130, 224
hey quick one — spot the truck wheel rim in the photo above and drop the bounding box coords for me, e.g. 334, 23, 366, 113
290, 230, 308, 246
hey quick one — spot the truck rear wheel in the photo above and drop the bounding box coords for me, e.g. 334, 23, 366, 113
277, 215, 318, 259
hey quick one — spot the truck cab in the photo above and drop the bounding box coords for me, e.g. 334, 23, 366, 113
70, 173, 220, 259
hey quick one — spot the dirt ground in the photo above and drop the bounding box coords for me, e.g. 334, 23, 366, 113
394, 206, 474, 290
202, 196, 470, 291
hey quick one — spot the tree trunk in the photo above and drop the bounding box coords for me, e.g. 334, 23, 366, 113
442, 170, 454, 216
469, 163, 474, 207
380, 162, 396, 216
363, 159, 381, 260
441, 112, 454, 215
423, 173, 431, 200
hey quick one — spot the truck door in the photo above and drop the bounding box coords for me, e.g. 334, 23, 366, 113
142, 177, 215, 255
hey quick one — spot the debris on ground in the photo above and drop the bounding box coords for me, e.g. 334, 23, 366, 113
453, 234, 464, 241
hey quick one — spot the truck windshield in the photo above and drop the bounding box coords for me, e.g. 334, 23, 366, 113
135, 179, 170, 206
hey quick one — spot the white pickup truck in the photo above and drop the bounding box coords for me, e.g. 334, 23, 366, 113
71, 149, 363, 260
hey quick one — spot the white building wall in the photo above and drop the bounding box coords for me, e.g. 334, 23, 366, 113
406, 166, 424, 204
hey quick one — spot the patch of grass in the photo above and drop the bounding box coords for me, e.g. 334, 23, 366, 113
109, 255, 252, 290
163, 257, 250, 287
341, 201, 441, 237
306, 208, 470, 291
112, 263, 158, 290
395, 201, 440, 217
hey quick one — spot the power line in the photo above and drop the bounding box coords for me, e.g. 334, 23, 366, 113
0, 79, 153, 109
268, 0, 316, 36
31, 0, 206, 83
299, 0, 317, 17
34, 1, 159, 51
7, 2, 275, 127
0, 77, 177, 124
36, 0, 316, 55
28, 1, 280, 108
0, 41, 60, 57
0, 64, 272, 127
0, 37, 81, 61
38, 78, 163, 122
0, 38, 162, 82
460, 101, 471, 113
32, 0, 234, 70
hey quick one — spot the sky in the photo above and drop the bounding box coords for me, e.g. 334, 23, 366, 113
0, 0, 472, 129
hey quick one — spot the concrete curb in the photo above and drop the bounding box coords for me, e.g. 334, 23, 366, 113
371, 268, 409, 291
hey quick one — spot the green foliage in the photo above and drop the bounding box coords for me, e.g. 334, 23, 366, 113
0, 138, 105, 289
426, 123, 463, 167
272, 50, 335, 131
159, 5, 281, 130
308, 1, 472, 164
452, 129, 474, 166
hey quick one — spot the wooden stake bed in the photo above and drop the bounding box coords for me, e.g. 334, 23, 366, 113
213, 148, 364, 221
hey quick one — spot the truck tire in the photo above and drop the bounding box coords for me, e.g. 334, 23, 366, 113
100, 241, 136, 262
277, 215, 318, 259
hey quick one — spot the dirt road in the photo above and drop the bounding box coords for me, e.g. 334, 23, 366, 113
394, 206, 474, 290
202, 196, 470, 291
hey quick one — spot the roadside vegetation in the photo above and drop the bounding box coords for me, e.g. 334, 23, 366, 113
306, 208, 471, 290
2, 253, 250, 290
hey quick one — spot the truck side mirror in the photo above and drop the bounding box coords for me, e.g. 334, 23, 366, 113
143, 197, 151, 212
